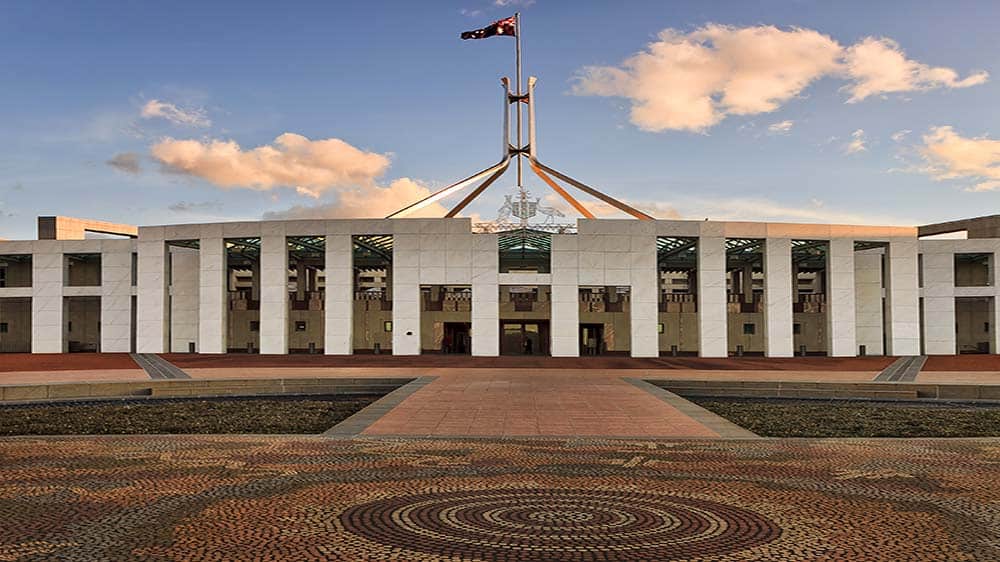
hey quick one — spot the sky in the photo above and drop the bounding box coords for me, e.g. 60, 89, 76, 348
1, 0, 999, 239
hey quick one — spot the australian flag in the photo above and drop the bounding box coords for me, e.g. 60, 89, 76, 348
461, 16, 517, 40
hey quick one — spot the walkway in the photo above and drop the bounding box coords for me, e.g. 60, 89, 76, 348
359, 370, 730, 438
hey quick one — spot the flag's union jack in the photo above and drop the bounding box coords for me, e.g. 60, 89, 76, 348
461, 16, 517, 40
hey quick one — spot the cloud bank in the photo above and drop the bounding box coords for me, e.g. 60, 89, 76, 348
263, 178, 447, 219
150, 133, 447, 218
151, 133, 392, 198
573, 24, 987, 132
918, 126, 1000, 192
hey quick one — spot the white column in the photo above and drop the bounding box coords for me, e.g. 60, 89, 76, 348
169, 248, 200, 352
827, 239, 857, 356
697, 236, 727, 357
392, 233, 420, 355
629, 235, 658, 357
31, 241, 63, 353
550, 234, 579, 357
471, 233, 500, 356
325, 233, 353, 355
885, 239, 921, 355
198, 236, 226, 354
764, 238, 793, 357
100, 243, 133, 352
854, 250, 884, 355
136, 236, 168, 353
259, 233, 288, 354
921, 248, 956, 354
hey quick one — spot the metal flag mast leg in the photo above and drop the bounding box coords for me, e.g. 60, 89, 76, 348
388, 14, 653, 222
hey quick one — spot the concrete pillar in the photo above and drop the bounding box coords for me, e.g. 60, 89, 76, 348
697, 236, 727, 357
921, 248, 956, 355
629, 235, 658, 357
324, 233, 353, 354
259, 234, 288, 354
827, 239, 857, 356
198, 236, 226, 354
169, 248, 199, 352
392, 233, 420, 355
100, 243, 133, 352
250, 258, 261, 301
885, 239, 921, 355
993, 287, 1000, 354
31, 241, 64, 353
550, 235, 579, 356
472, 233, 500, 356
296, 260, 307, 300
854, 250, 885, 355
742, 265, 754, 303
764, 238, 793, 357
136, 236, 168, 353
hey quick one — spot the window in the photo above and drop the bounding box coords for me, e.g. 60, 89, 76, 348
384, 321, 393, 332
295, 321, 307, 332
0, 322, 7, 333
249, 321, 260, 332
657, 323, 665, 334
67, 321, 73, 333
793, 323, 802, 335
742, 323, 756, 335
986, 322, 991, 333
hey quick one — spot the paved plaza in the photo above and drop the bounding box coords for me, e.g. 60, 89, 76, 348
0, 436, 997, 561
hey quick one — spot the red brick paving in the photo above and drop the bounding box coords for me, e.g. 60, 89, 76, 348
0, 353, 138, 372
924, 354, 1000, 371
159, 352, 894, 371
363, 371, 721, 438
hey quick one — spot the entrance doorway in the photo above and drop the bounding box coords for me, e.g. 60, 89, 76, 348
501, 321, 549, 355
580, 323, 604, 355
442, 322, 471, 354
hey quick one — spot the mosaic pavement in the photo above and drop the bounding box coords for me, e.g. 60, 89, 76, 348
1, 436, 998, 561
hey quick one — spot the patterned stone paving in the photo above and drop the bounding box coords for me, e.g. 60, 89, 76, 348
1, 437, 998, 560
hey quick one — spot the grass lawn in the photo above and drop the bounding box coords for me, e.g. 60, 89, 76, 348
689, 397, 1000, 438
0, 394, 383, 435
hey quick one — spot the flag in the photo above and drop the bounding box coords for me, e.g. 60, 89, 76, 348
461, 16, 517, 40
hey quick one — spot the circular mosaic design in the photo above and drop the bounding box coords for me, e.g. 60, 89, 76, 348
339, 488, 781, 561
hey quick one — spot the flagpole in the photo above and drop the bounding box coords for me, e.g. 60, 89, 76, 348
514, 11, 523, 188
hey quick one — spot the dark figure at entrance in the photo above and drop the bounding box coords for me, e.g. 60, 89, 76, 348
523, 337, 533, 355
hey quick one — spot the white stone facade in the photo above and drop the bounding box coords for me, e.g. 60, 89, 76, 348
2, 217, 998, 357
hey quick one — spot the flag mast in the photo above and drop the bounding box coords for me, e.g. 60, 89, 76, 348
514, 11, 523, 189
387, 13, 654, 222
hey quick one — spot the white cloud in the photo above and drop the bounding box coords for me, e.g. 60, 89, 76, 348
151, 132, 449, 218
573, 24, 842, 132
494, 0, 534, 6
573, 24, 986, 132
844, 129, 867, 154
767, 120, 795, 135
140, 99, 211, 128
890, 129, 912, 142
263, 178, 447, 219
917, 126, 1000, 192
843, 38, 988, 103
150, 133, 392, 198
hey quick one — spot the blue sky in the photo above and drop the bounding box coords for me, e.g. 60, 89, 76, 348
1, 0, 999, 239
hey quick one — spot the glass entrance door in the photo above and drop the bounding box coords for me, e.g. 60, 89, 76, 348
500, 322, 549, 355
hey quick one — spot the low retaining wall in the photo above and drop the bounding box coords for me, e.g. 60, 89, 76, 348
648, 379, 1000, 402
0, 377, 413, 403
